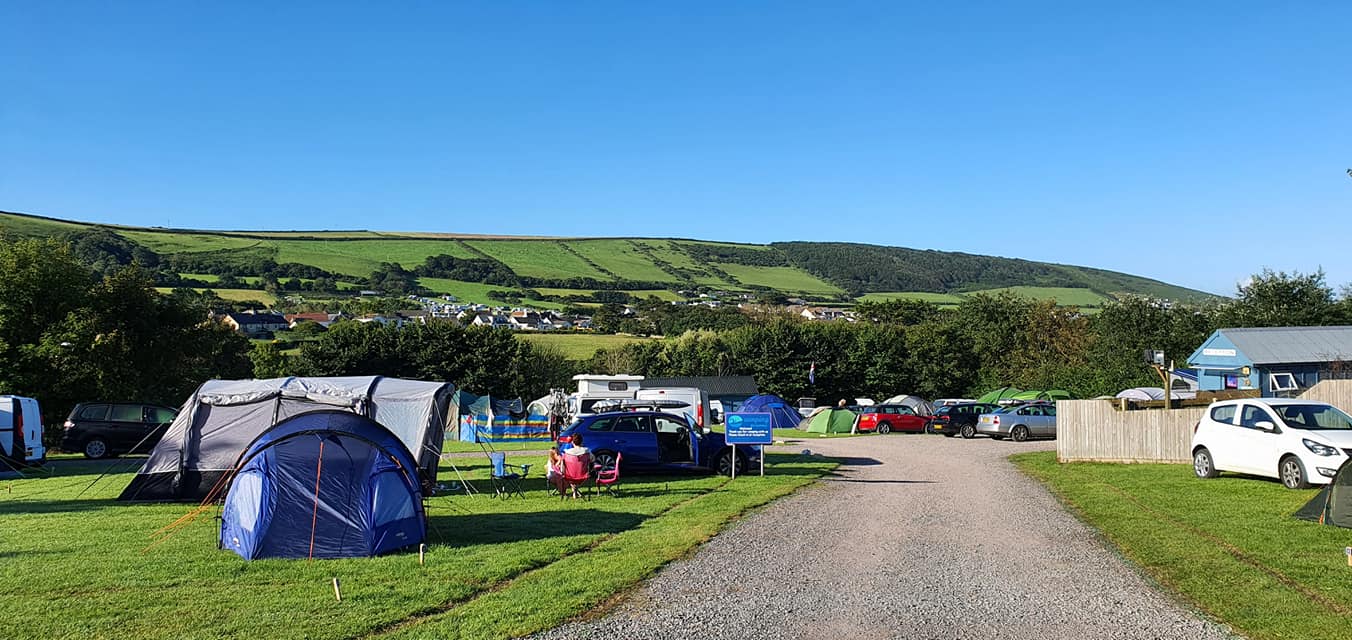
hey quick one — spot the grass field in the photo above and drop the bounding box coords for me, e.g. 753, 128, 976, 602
155, 287, 278, 305
1015, 452, 1352, 640
569, 240, 680, 283
517, 332, 653, 360
1, 454, 834, 640
466, 240, 611, 280
966, 286, 1113, 307
714, 263, 843, 295
856, 291, 967, 305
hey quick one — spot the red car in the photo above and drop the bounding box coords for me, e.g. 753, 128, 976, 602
856, 405, 929, 434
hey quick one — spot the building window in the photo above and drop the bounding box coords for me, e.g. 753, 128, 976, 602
1269, 373, 1299, 393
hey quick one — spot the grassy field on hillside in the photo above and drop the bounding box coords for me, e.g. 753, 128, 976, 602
272, 238, 478, 275
122, 230, 262, 254
0, 454, 834, 640
857, 291, 966, 305
1015, 452, 1352, 640
466, 240, 611, 280
715, 263, 843, 294
569, 240, 679, 283
517, 332, 653, 360
156, 287, 278, 305
641, 241, 735, 286
971, 286, 1113, 306
0, 211, 88, 235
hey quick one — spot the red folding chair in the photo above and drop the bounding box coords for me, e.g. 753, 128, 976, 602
560, 452, 593, 500
593, 452, 622, 497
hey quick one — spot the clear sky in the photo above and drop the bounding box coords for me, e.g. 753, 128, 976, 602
3, 2, 1349, 295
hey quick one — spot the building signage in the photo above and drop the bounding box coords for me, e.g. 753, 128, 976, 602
1202, 348, 1237, 358
724, 413, 773, 445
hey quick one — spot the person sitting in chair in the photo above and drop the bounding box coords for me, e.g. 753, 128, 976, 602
559, 434, 593, 499
563, 433, 590, 457
546, 446, 565, 495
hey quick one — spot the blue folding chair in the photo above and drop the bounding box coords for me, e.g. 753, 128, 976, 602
488, 451, 531, 499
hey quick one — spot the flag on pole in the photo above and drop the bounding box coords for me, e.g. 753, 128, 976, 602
809, 361, 816, 385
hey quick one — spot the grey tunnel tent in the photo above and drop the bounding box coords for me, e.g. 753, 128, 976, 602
119, 376, 457, 502
1294, 459, 1352, 529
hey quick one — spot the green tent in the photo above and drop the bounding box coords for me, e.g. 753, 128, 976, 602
805, 408, 856, 434
1295, 460, 1352, 529
1009, 389, 1072, 402
976, 387, 1022, 404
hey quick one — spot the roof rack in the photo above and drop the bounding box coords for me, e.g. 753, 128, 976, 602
591, 399, 691, 411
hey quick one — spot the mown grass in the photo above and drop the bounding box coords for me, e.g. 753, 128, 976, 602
1, 453, 834, 640
966, 286, 1112, 307
713, 263, 843, 294
856, 291, 966, 305
465, 240, 610, 280
568, 240, 679, 283
154, 287, 278, 305
517, 332, 653, 360
1014, 452, 1352, 640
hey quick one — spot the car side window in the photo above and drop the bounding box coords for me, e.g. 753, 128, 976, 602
146, 407, 176, 423
612, 416, 651, 433
587, 418, 614, 432
78, 404, 109, 420
110, 405, 143, 422
1044, 406, 1056, 417
897, 406, 915, 415
1209, 405, 1237, 424
654, 417, 686, 433
1239, 405, 1274, 430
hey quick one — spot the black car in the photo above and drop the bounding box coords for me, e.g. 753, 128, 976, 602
61, 402, 178, 459
928, 403, 1001, 438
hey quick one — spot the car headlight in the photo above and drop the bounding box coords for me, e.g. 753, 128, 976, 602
1302, 439, 1338, 456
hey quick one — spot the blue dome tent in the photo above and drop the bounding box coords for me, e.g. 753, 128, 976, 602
740, 394, 803, 430
219, 411, 426, 560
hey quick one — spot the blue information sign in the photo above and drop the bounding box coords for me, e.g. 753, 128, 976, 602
724, 412, 773, 445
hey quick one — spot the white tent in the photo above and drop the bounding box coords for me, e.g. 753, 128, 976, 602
119, 376, 456, 501
881, 394, 936, 416
1116, 387, 1166, 401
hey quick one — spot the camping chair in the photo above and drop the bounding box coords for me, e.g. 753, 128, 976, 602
593, 452, 622, 497
559, 452, 593, 500
488, 451, 531, 499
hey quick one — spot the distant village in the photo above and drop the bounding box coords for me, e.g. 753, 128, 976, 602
217, 291, 857, 338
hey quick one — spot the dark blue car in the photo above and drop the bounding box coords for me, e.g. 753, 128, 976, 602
560, 410, 757, 475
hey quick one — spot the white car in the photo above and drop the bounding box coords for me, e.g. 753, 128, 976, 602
1191, 399, 1352, 489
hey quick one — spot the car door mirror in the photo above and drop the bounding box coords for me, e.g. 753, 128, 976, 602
1255, 420, 1277, 432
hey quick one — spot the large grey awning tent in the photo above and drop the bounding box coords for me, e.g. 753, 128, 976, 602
119, 376, 457, 502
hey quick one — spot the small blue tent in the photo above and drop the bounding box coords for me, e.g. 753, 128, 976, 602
219, 411, 426, 560
740, 394, 802, 430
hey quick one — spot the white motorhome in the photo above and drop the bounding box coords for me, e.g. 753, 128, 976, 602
1, 395, 45, 465
568, 374, 644, 419
567, 375, 714, 430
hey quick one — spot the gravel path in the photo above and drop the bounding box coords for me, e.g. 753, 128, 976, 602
530, 434, 1235, 640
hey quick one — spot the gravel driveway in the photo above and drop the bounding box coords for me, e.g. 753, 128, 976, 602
530, 434, 1235, 640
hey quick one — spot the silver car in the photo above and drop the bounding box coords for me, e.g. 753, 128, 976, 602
976, 403, 1057, 441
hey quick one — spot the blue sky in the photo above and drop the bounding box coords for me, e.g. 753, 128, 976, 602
2, 2, 1349, 295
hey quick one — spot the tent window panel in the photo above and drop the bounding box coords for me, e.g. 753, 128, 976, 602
371, 471, 416, 525
233, 471, 264, 532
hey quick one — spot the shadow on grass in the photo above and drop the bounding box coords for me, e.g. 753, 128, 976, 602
0, 498, 123, 515
428, 509, 647, 547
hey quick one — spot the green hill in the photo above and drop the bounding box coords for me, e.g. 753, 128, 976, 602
0, 210, 1214, 306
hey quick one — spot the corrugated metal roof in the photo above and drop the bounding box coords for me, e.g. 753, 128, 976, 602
1220, 326, 1352, 365
642, 376, 759, 397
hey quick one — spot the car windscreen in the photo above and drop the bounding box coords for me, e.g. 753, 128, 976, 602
1271, 404, 1352, 430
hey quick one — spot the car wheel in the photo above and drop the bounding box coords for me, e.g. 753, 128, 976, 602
83, 437, 110, 460
1192, 448, 1219, 479
716, 449, 745, 476
960, 424, 976, 439
877, 422, 892, 435
1011, 426, 1030, 442
594, 450, 618, 470
1279, 455, 1310, 489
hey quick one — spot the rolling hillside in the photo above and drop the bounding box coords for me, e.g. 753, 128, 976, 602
0, 210, 1214, 307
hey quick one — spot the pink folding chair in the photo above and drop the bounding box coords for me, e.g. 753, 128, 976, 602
560, 452, 593, 500
593, 452, 622, 497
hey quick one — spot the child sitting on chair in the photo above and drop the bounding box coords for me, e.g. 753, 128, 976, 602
546, 446, 565, 494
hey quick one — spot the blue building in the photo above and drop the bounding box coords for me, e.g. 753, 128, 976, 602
1187, 326, 1352, 396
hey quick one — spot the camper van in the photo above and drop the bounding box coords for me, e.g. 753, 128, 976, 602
636, 387, 713, 430
566, 375, 714, 430
568, 374, 644, 420
1, 396, 45, 465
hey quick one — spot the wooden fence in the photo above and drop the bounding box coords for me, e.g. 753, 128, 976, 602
1056, 400, 1205, 464
1056, 380, 1352, 464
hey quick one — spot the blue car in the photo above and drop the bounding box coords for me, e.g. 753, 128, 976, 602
560, 410, 757, 475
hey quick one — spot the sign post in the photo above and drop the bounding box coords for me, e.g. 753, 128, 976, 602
724, 413, 773, 477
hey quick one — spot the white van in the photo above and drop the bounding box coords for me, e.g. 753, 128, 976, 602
1, 395, 46, 465
568, 374, 644, 420
637, 387, 713, 430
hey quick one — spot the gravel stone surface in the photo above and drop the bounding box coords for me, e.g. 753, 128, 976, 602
529, 434, 1235, 640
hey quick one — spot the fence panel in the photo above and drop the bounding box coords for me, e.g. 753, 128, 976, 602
1056, 400, 1205, 464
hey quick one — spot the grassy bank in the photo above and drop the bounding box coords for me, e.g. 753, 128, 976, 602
1, 453, 833, 640
1014, 452, 1352, 640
